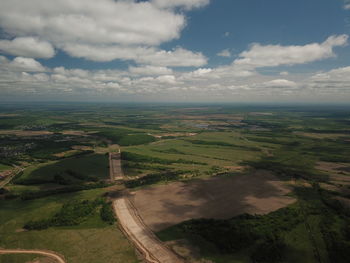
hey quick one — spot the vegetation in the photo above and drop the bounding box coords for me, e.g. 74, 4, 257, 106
100, 201, 116, 225
24, 199, 103, 230
125, 170, 185, 188
1, 103, 350, 262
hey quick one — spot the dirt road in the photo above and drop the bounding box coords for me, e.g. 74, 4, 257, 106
113, 198, 184, 263
109, 150, 124, 181
0, 249, 66, 263
110, 150, 183, 263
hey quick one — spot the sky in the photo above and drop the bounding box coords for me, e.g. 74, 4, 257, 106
0, 0, 350, 103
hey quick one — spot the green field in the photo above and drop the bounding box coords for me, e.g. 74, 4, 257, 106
0, 188, 138, 263
15, 153, 109, 185
1, 103, 350, 262
0, 163, 11, 172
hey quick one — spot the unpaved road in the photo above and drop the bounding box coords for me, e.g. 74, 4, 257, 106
113, 198, 184, 263
109, 150, 124, 181
110, 149, 183, 263
0, 249, 66, 263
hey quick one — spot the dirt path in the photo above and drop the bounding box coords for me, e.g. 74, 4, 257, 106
113, 198, 184, 263
110, 149, 184, 263
0, 249, 66, 263
109, 149, 124, 181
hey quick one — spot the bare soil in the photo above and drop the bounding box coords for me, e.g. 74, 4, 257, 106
130, 170, 295, 232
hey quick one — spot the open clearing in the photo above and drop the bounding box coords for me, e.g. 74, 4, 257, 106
131, 170, 295, 232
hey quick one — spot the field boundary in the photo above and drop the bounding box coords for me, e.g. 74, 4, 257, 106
0, 248, 66, 263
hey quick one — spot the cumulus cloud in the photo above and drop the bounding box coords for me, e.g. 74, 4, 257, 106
0, 56, 46, 72
217, 49, 231, 57
129, 65, 173, 76
0, 37, 55, 58
0, 0, 185, 46
260, 79, 298, 89
307, 66, 350, 90
234, 35, 348, 69
0, 0, 208, 66
344, 0, 350, 10
151, 0, 210, 10
62, 44, 207, 66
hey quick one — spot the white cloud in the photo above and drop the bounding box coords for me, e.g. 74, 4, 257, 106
0, 37, 55, 58
0, 0, 209, 66
344, 0, 350, 9
234, 35, 348, 69
217, 49, 231, 57
156, 75, 177, 84
151, 0, 210, 10
129, 65, 173, 76
0, 56, 46, 72
62, 44, 207, 66
307, 66, 350, 90
260, 79, 298, 89
0, 0, 185, 46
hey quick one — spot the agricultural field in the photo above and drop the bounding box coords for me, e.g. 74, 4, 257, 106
0, 103, 350, 263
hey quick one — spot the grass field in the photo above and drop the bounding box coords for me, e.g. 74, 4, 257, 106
14, 153, 109, 185
1, 104, 350, 263
0, 163, 11, 172
0, 188, 138, 263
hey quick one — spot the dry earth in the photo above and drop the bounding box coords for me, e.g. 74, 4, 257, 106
131, 170, 295, 232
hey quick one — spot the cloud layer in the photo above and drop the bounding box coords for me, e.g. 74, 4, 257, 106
0, 0, 208, 66
1, 36, 349, 102
0, 0, 349, 102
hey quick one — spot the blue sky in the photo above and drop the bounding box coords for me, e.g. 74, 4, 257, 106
0, 0, 349, 103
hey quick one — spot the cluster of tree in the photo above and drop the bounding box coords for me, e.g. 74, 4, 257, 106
100, 202, 116, 225
187, 139, 260, 151
122, 161, 168, 172
244, 158, 328, 182
16, 169, 99, 186
152, 148, 186, 154
296, 184, 350, 263
24, 198, 116, 230
54, 169, 99, 185
97, 128, 156, 146
121, 151, 205, 165
124, 170, 185, 188
20, 182, 109, 200
170, 206, 303, 262
24, 199, 102, 230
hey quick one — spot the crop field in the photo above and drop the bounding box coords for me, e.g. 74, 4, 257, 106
130, 170, 295, 232
0, 103, 350, 263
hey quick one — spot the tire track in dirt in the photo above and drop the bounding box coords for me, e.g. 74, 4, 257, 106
0, 249, 66, 263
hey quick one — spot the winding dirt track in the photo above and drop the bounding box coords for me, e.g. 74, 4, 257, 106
0, 249, 66, 263
110, 149, 183, 263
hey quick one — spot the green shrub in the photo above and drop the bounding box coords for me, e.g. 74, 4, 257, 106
100, 202, 115, 224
